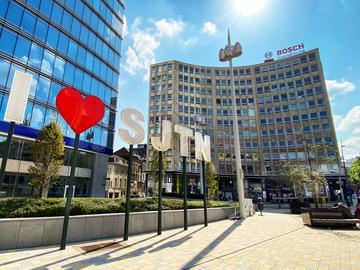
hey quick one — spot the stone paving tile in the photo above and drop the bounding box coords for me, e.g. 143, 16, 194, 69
0, 209, 359, 270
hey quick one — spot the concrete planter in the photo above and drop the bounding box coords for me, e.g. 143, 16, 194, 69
0, 206, 243, 250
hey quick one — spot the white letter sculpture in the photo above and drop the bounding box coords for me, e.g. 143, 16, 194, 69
174, 124, 193, 157
195, 132, 211, 162
118, 108, 145, 145
4, 71, 32, 123
151, 120, 171, 151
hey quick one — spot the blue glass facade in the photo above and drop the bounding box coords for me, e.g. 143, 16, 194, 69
0, 0, 124, 197
0, 0, 124, 151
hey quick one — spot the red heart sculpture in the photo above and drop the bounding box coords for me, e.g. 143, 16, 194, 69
56, 88, 105, 135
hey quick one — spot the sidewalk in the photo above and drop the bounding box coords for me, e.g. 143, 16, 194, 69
0, 209, 359, 270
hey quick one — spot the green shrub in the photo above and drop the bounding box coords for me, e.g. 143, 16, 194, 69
0, 197, 237, 218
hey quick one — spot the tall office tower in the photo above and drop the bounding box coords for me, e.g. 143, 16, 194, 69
147, 49, 343, 200
0, 0, 124, 197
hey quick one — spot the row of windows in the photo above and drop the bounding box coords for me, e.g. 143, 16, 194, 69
263, 150, 334, 161
0, 14, 119, 90
24, 0, 122, 51
176, 75, 322, 92
1, 0, 121, 73
255, 65, 318, 83
0, 54, 117, 108
170, 53, 317, 76
258, 100, 324, 114
259, 112, 328, 125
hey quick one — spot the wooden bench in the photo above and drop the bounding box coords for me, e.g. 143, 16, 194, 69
301, 208, 360, 229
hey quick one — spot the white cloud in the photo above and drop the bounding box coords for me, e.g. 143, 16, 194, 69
343, 137, 360, 159
155, 19, 184, 38
337, 106, 360, 132
123, 18, 160, 76
353, 128, 360, 134
333, 115, 343, 130
201, 21, 217, 35
325, 79, 355, 99
183, 37, 197, 46
122, 16, 128, 37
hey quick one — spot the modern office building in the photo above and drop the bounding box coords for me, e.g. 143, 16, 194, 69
147, 48, 343, 200
0, 0, 124, 197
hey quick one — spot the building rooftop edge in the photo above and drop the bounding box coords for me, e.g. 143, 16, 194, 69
150, 48, 319, 69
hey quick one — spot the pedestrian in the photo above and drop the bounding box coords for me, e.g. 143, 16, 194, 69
355, 202, 360, 219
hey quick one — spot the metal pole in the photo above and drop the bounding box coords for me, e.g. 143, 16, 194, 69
182, 156, 187, 230
60, 134, 80, 250
0, 121, 15, 191
158, 151, 163, 235
228, 34, 246, 219
202, 160, 208, 226
341, 142, 348, 200
123, 144, 133, 241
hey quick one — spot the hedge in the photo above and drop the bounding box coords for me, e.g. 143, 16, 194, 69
0, 197, 237, 218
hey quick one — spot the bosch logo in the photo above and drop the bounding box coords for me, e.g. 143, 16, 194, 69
264, 51, 273, 59
277, 43, 304, 56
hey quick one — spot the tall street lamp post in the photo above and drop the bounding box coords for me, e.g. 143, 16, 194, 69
340, 141, 349, 202
195, 114, 208, 226
219, 30, 246, 219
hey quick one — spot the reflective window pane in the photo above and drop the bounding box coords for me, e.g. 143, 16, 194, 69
20, 11, 36, 34
30, 105, 45, 129
67, 39, 78, 60
34, 18, 48, 42
73, 68, 83, 90
6, 1, 23, 25
0, 28, 17, 55
39, 0, 53, 16
53, 56, 65, 80
41, 50, 55, 75
0, 59, 11, 88
35, 76, 51, 102
51, 3, 63, 25
61, 10, 72, 31
57, 32, 69, 54
0, 1, 9, 18
44, 108, 57, 124
46, 25, 59, 48
48, 81, 61, 106
0, 94, 9, 121
23, 101, 33, 126
64, 62, 75, 84
14, 36, 31, 63
29, 42, 44, 69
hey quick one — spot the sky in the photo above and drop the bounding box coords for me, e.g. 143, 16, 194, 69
114, 0, 360, 160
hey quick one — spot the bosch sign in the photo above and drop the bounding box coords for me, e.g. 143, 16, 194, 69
277, 43, 304, 56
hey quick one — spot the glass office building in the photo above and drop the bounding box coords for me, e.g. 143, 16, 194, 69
148, 49, 344, 200
0, 0, 124, 197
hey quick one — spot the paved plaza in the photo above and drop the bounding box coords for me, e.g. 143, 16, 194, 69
0, 209, 359, 270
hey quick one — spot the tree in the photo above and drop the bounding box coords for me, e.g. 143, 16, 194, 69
272, 162, 292, 209
303, 170, 327, 208
149, 148, 166, 196
205, 162, 218, 200
349, 157, 360, 184
28, 122, 65, 198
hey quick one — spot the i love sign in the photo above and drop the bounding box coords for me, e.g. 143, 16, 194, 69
56, 88, 104, 135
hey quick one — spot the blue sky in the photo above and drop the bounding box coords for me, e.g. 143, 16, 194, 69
114, 0, 360, 159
